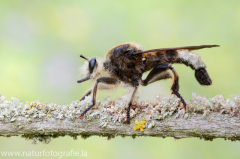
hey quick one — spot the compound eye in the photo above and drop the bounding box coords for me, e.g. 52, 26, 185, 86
89, 58, 97, 74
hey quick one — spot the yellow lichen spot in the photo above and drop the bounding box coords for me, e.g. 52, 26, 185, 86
38, 105, 42, 110
29, 107, 33, 111
133, 118, 146, 132
47, 113, 52, 118
27, 102, 33, 107
33, 103, 38, 107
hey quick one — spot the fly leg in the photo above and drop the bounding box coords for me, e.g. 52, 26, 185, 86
168, 65, 187, 110
142, 69, 172, 86
123, 81, 139, 124
79, 77, 119, 119
79, 89, 92, 101
142, 64, 186, 109
77, 76, 92, 101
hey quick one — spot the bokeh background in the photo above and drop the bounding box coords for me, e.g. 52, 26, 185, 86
0, 0, 240, 158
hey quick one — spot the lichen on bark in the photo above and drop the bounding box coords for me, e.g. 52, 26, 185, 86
0, 93, 240, 144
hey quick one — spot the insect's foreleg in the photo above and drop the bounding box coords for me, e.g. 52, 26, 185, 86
79, 89, 92, 101
79, 77, 119, 119
77, 76, 90, 83
123, 81, 138, 124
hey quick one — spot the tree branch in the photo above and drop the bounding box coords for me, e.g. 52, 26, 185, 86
0, 93, 240, 144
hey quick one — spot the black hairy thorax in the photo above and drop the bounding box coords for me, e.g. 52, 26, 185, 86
103, 45, 179, 85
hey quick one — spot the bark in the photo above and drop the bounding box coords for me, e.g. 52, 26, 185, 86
0, 93, 240, 144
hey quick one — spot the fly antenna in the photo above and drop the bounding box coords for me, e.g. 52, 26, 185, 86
80, 55, 89, 61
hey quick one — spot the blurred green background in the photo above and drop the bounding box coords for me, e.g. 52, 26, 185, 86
0, 0, 240, 158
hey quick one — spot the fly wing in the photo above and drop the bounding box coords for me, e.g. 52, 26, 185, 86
132, 45, 219, 55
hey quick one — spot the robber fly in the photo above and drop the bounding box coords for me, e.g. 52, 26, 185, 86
77, 42, 219, 124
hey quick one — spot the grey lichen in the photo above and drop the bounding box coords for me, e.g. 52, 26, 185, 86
0, 93, 240, 144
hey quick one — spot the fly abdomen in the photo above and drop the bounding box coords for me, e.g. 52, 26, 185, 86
176, 49, 206, 70
165, 49, 212, 86
194, 68, 212, 85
